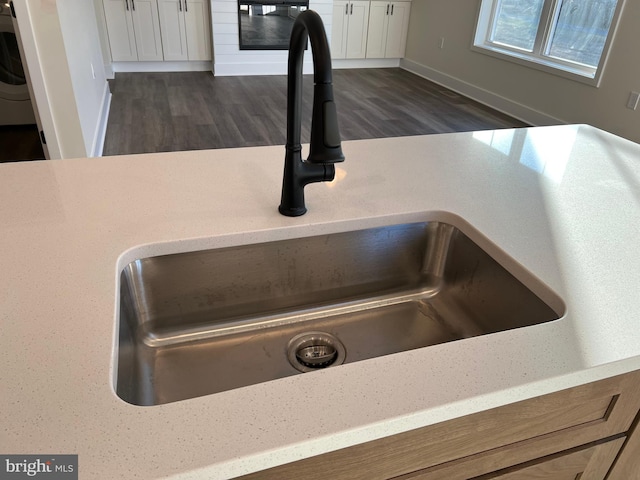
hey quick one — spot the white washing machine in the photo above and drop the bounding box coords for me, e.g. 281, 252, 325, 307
0, 3, 36, 125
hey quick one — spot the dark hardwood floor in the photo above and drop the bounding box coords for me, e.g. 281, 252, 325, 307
0, 124, 45, 163
103, 68, 527, 156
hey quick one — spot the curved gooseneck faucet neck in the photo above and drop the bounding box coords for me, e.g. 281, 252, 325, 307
286, 11, 332, 149
279, 10, 345, 217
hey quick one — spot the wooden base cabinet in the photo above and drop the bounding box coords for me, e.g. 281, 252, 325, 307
399, 437, 626, 480
236, 370, 640, 479
607, 410, 640, 480
486, 438, 625, 480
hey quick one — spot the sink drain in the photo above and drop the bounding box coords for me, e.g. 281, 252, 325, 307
287, 332, 346, 373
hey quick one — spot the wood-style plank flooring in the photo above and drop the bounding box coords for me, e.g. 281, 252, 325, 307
0, 124, 45, 163
104, 68, 527, 156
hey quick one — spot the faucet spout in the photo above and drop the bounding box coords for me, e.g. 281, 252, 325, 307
279, 10, 344, 217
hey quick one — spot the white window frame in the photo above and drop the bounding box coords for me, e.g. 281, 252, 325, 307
472, 0, 626, 87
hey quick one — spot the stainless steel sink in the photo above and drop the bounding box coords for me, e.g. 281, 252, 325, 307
115, 222, 563, 406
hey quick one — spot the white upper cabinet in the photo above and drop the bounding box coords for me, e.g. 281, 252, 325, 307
331, 1, 371, 59
366, 1, 411, 59
158, 0, 212, 61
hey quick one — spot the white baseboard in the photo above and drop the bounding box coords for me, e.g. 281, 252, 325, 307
92, 82, 111, 158
104, 63, 115, 80
112, 61, 214, 73
333, 58, 400, 69
214, 60, 314, 76
400, 58, 563, 127
213, 58, 400, 76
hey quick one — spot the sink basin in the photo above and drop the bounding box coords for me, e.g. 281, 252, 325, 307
115, 221, 563, 406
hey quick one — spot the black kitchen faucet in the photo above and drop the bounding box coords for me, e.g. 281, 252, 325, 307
278, 10, 345, 217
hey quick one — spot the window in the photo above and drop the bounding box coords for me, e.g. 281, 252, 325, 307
473, 0, 625, 85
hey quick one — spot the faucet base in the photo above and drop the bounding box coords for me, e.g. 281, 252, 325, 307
279, 157, 335, 217
278, 205, 308, 217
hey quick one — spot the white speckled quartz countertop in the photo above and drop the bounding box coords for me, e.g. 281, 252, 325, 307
2, 124, 640, 478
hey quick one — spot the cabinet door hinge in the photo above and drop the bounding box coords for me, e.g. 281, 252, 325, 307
9, 1, 16, 18
40, 131, 47, 145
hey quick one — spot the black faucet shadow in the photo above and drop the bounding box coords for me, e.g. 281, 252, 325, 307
278, 10, 345, 217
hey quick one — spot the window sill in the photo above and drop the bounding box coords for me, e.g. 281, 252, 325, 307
471, 43, 602, 87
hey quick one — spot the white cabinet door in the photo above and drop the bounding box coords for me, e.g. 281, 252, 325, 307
130, 0, 164, 61
184, 0, 212, 61
158, 0, 188, 60
158, 0, 211, 61
365, 0, 388, 59
365, 1, 410, 58
102, 0, 138, 61
345, 1, 370, 59
101, 0, 223, 63
331, 1, 369, 59
331, 0, 349, 59
385, 1, 410, 58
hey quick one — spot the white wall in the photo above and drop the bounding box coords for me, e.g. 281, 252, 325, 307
57, 0, 111, 156
13, 0, 110, 159
92, 0, 116, 79
402, 0, 640, 144
15, 0, 85, 158
212, 0, 334, 75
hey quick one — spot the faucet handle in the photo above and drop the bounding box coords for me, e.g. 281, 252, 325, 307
321, 100, 342, 148
308, 84, 345, 164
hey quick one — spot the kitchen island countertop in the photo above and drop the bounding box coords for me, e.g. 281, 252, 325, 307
2, 125, 640, 478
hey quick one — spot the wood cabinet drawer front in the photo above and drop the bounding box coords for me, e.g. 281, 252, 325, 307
236, 371, 640, 480
607, 409, 640, 480
394, 436, 626, 480
483, 437, 625, 480
399, 436, 625, 480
